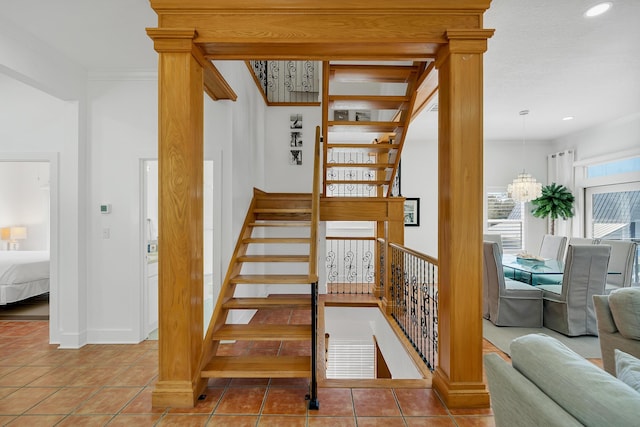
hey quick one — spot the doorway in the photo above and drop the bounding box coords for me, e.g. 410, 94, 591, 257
0, 160, 52, 320
142, 159, 220, 339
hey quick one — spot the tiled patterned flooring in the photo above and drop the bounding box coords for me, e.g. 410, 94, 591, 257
0, 320, 506, 426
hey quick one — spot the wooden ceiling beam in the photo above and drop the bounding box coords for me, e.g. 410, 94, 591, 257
150, 0, 491, 60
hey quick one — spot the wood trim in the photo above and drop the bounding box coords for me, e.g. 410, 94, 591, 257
411, 62, 439, 121
432, 29, 492, 409
150, 30, 206, 407
202, 60, 237, 101
150, 0, 492, 12
147, 0, 495, 410
320, 197, 405, 222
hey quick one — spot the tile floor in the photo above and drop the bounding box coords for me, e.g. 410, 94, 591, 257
0, 320, 508, 426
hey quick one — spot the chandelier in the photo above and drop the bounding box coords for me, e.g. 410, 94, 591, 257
508, 172, 542, 203
508, 110, 542, 203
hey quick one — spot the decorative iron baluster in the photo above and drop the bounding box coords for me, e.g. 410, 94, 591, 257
388, 244, 439, 371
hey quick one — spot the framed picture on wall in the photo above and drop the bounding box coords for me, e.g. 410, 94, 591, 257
290, 131, 302, 147
289, 150, 302, 165
404, 198, 420, 227
355, 110, 371, 122
334, 109, 349, 121
290, 114, 303, 129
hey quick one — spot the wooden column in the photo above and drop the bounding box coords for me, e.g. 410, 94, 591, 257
146, 28, 206, 408
432, 29, 494, 409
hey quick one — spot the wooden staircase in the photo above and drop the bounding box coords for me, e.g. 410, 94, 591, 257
200, 189, 316, 380
322, 61, 431, 197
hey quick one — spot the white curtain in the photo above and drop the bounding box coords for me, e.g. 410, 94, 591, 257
547, 150, 574, 237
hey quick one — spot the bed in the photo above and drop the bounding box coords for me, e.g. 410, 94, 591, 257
0, 251, 50, 305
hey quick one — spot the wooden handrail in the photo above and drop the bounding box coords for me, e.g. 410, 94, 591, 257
309, 126, 321, 282
388, 241, 438, 266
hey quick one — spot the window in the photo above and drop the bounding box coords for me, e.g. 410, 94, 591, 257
585, 182, 640, 285
487, 190, 523, 252
587, 156, 640, 178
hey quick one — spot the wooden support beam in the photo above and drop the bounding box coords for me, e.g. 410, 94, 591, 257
146, 27, 207, 408
431, 28, 494, 410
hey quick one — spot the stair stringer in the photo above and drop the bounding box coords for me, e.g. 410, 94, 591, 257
198, 188, 264, 373
198, 188, 316, 382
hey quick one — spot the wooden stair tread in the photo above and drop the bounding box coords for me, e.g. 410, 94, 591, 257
243, 237, 310, 244
223, 297, 311, 309
326, 143, 398, 152
325, 180, 388, 186
326, 163, 392, 170
249, 221, 311, 227
328, 95, 408, 110
237, 255, 310, 262
255, 193, 311, 200
328, 121, 400, 133
230, 274, 314, 284
213, 324, 311, 340
202, 356, 310, 378
329, 64, 418, 83
254, 208, 312, 213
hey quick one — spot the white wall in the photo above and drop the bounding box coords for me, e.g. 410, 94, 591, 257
400, 138, 438, 257
86, 75, 158, 343
0, 66, 83, 347
84, 61, 269, 342
554, 113, 640, 163
264, 106, 322, 192
400, 130, 554, 257
2, 21, 271, 345
484, 140, 554, 253
553, 112, 640, 239
209, 61, 268, 323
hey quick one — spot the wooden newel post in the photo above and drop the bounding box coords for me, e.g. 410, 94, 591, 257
146, 28, 206, 408
432, 29, 494, 409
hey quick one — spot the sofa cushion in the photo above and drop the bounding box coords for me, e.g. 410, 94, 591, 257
510, 333, 640, 427
616, 349, 640, 393
609, 287, 640, 339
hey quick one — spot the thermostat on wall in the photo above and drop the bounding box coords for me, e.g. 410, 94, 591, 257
100, 204, 112, 214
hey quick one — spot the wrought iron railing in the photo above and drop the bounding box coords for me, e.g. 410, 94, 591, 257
325, 237, 376, 294
378, 238, 386, 300
326, 151, 381, 197
249, 60, 320, 104
388, 242, 438, 371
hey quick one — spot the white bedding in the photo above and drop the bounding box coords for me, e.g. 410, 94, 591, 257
0, 251, 50, 305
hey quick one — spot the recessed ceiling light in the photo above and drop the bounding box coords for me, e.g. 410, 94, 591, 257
585, 2, 612, 17
562, 116, 574, 121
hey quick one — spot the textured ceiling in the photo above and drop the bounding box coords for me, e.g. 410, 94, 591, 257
1, 0, 639, 141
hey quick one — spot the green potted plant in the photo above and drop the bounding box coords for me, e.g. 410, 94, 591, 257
530, 183, 575, 235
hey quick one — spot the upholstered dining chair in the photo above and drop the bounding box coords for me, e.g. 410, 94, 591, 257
537, 244, 611, 336
483, 241, 543, 327
599, 240, 637, 294
483, 233, 503, 256
568, 237, 598, 247
538, 234, 568, 261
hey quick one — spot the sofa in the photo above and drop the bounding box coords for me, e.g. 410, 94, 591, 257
594, 287, 640, 375
484, 333, 640, 427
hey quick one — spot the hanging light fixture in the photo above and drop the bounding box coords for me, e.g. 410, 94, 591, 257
507, 110, 542, 203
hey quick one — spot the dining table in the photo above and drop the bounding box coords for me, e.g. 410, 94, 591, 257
502, 254, 620, 286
